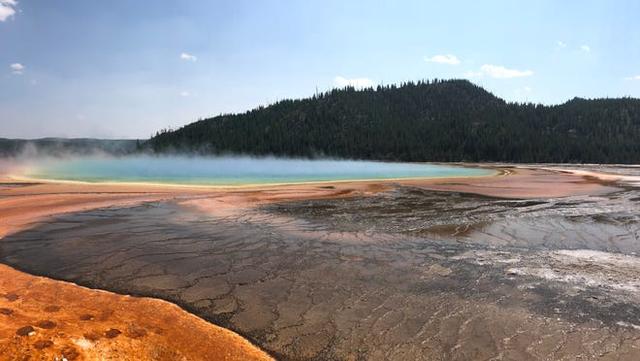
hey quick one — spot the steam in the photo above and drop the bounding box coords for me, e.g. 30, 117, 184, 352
2, 153, 489, 186
0, 139, 138, 177
0, 140, 489, 184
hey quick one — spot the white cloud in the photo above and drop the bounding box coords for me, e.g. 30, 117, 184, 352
334, 76, 375, 89
424, 54, 461, 65
9, 62, 24, 74
580, 45, 591, 52
0, 0, 17, 22
180, 91, 191, 97
625, 75, 640, 81
479, 64, 533, 79
180, 52, 197, 62
557, 41, 567, 48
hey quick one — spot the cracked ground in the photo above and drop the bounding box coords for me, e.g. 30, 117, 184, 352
3, 180, 640, 360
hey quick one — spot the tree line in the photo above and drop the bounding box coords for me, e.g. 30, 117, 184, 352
148, 79, 638, 163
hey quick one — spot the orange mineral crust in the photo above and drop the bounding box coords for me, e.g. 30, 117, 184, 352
0, 264, 273, 361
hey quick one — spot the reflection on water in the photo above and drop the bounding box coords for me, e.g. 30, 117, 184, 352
20, 156, 491, 185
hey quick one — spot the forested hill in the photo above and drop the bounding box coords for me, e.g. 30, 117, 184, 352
147, 79, 640, 163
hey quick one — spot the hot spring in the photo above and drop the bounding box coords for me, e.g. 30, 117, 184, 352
14, 156, 493, 186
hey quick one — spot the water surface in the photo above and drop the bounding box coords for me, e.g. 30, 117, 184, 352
22, 156, 492, 185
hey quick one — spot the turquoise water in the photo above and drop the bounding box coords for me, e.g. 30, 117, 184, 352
23, 156, 492, 186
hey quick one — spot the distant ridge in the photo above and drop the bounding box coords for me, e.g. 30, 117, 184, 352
146, 79, 640, 164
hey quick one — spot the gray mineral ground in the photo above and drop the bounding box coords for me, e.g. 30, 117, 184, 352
3, 166, 640, 360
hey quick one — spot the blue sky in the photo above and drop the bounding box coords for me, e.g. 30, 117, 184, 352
1, 0, 639, 139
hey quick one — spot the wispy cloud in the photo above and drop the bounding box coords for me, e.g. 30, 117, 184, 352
473, 64, 533, 79
0, 0, 17, 22
424, 54, 461, 65
580, 45, 591, 52
180, 52, 197, 62
9, 62, 24, 75
179, 91, 191, 97
557, 41, 567, 48
625, 75, 640, 81
334, 76, 375, 89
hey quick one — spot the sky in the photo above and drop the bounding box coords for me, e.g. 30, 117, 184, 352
1, 0, 639, 139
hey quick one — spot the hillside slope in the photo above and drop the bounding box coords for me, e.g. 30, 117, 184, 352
148, 79, 640, 163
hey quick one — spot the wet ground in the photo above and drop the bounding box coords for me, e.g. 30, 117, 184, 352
2, 170, 640, 360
